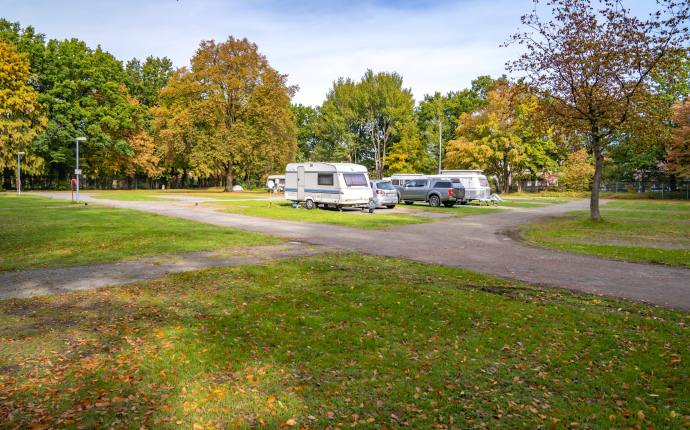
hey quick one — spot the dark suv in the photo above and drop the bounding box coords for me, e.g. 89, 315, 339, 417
399, 178, 465, 207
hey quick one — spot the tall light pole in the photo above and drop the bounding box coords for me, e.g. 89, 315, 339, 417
75, 137, 87, 202
437, 117, 443, 174
17, 151, 25, 195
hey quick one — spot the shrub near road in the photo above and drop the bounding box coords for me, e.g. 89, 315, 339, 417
1, 254, 687, 429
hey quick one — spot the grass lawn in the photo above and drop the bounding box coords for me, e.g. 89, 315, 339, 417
0, 195, 278, 271
89, 190, 274, 201
0, 193, 71, 208
1, 254, 687, 429
521, 199, 690, 268
403, 203, 503, 216
213, 199, 427, 229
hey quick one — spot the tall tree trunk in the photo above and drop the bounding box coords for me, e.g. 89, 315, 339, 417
590, 146, 604, 221
224, 163, 233, 192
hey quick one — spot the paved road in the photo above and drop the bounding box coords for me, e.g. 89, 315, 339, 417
32, 192, 690, 310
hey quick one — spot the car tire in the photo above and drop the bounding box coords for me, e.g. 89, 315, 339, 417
305, 199, 315, 210
404, 200, 414, 205
429, 195, 441, 207
386, 205, 396, 209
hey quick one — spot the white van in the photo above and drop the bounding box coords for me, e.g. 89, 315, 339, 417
285, 162, 374, 210
438, 170, 491, 202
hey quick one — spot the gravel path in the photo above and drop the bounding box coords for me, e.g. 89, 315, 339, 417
0, 243, 323, 299
27, 192, 690, 310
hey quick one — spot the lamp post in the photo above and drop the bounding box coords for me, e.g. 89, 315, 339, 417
75, 137, 87, 202
17, 151, 25, 195
436, 117, 443, 174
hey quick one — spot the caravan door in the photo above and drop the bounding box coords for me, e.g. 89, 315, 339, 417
297, 166, 305, 200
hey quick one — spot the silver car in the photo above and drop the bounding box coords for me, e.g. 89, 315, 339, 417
370, 180, 398, 209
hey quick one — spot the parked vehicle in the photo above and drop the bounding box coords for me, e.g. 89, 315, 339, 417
370, 180, 398, 209
438, 170, 491, 203
399, 177, 465, 207
389, 173, 430, 202
284, 162, 375, 211
266, 174, 285, 192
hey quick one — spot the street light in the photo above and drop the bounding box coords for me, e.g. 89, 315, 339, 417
75, 137, 87, 202
17, 151, 25, 195
435, 117, 443, 174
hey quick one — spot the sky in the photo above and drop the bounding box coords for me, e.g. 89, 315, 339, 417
1, 0, 656, 106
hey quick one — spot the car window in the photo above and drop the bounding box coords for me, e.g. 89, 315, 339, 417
417, 180, 427, 188
434, 181, 451, 188
318, 173, 334, 186
376, 181, 395, 190
343, 173, 368, 186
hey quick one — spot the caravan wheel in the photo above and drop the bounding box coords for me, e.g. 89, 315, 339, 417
305, 199, 315, 210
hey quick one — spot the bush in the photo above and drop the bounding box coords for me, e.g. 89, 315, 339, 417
559, 149, 594, 191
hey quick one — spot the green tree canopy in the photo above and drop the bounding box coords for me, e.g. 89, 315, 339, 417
317, 70, 424, 177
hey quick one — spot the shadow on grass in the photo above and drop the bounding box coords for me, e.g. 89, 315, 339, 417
1, 255, 687, 429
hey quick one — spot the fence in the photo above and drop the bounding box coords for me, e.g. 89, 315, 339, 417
598, 181, 690, 200
519, 179, 690, 200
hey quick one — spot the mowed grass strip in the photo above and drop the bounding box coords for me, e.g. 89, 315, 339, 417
0, 193, 69, 208
90, 190, 275, 201
214, 199, 427, 229
521, 199, 690, 268
0, 254, 687, 429
0, 195, 279, 271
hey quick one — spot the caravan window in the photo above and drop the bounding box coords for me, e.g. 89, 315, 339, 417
343, 173, 368, 186
478, 177, 489, 187
391, 179, 399, 185
317, 173, 334, 186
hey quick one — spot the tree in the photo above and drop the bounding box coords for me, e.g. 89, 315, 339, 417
125, 56, 173, 107
316, 78, 360, 163
667, 100, 690, 177
445, 81, 558, 192
292, 104, 321, 161
317, 70, 422, 178
33, 38, 155, 180
0, 19, 46, 85
0, 41, 46, 188
417, 76, 497, 172
559, 148, 594, 191
154, 37, 296, 191
507, 0, 690, 219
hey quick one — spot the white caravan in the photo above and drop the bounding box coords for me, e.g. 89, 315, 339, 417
285, 162, 374, 210
266, 174, 285, 192
438, 170, 491, 202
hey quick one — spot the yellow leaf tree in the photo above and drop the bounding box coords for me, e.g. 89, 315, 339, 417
444, 81, 556, 192
0, 40, 46, 182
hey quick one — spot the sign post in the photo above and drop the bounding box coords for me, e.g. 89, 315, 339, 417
16, 151, 25, 195
75, 137, 86, 202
